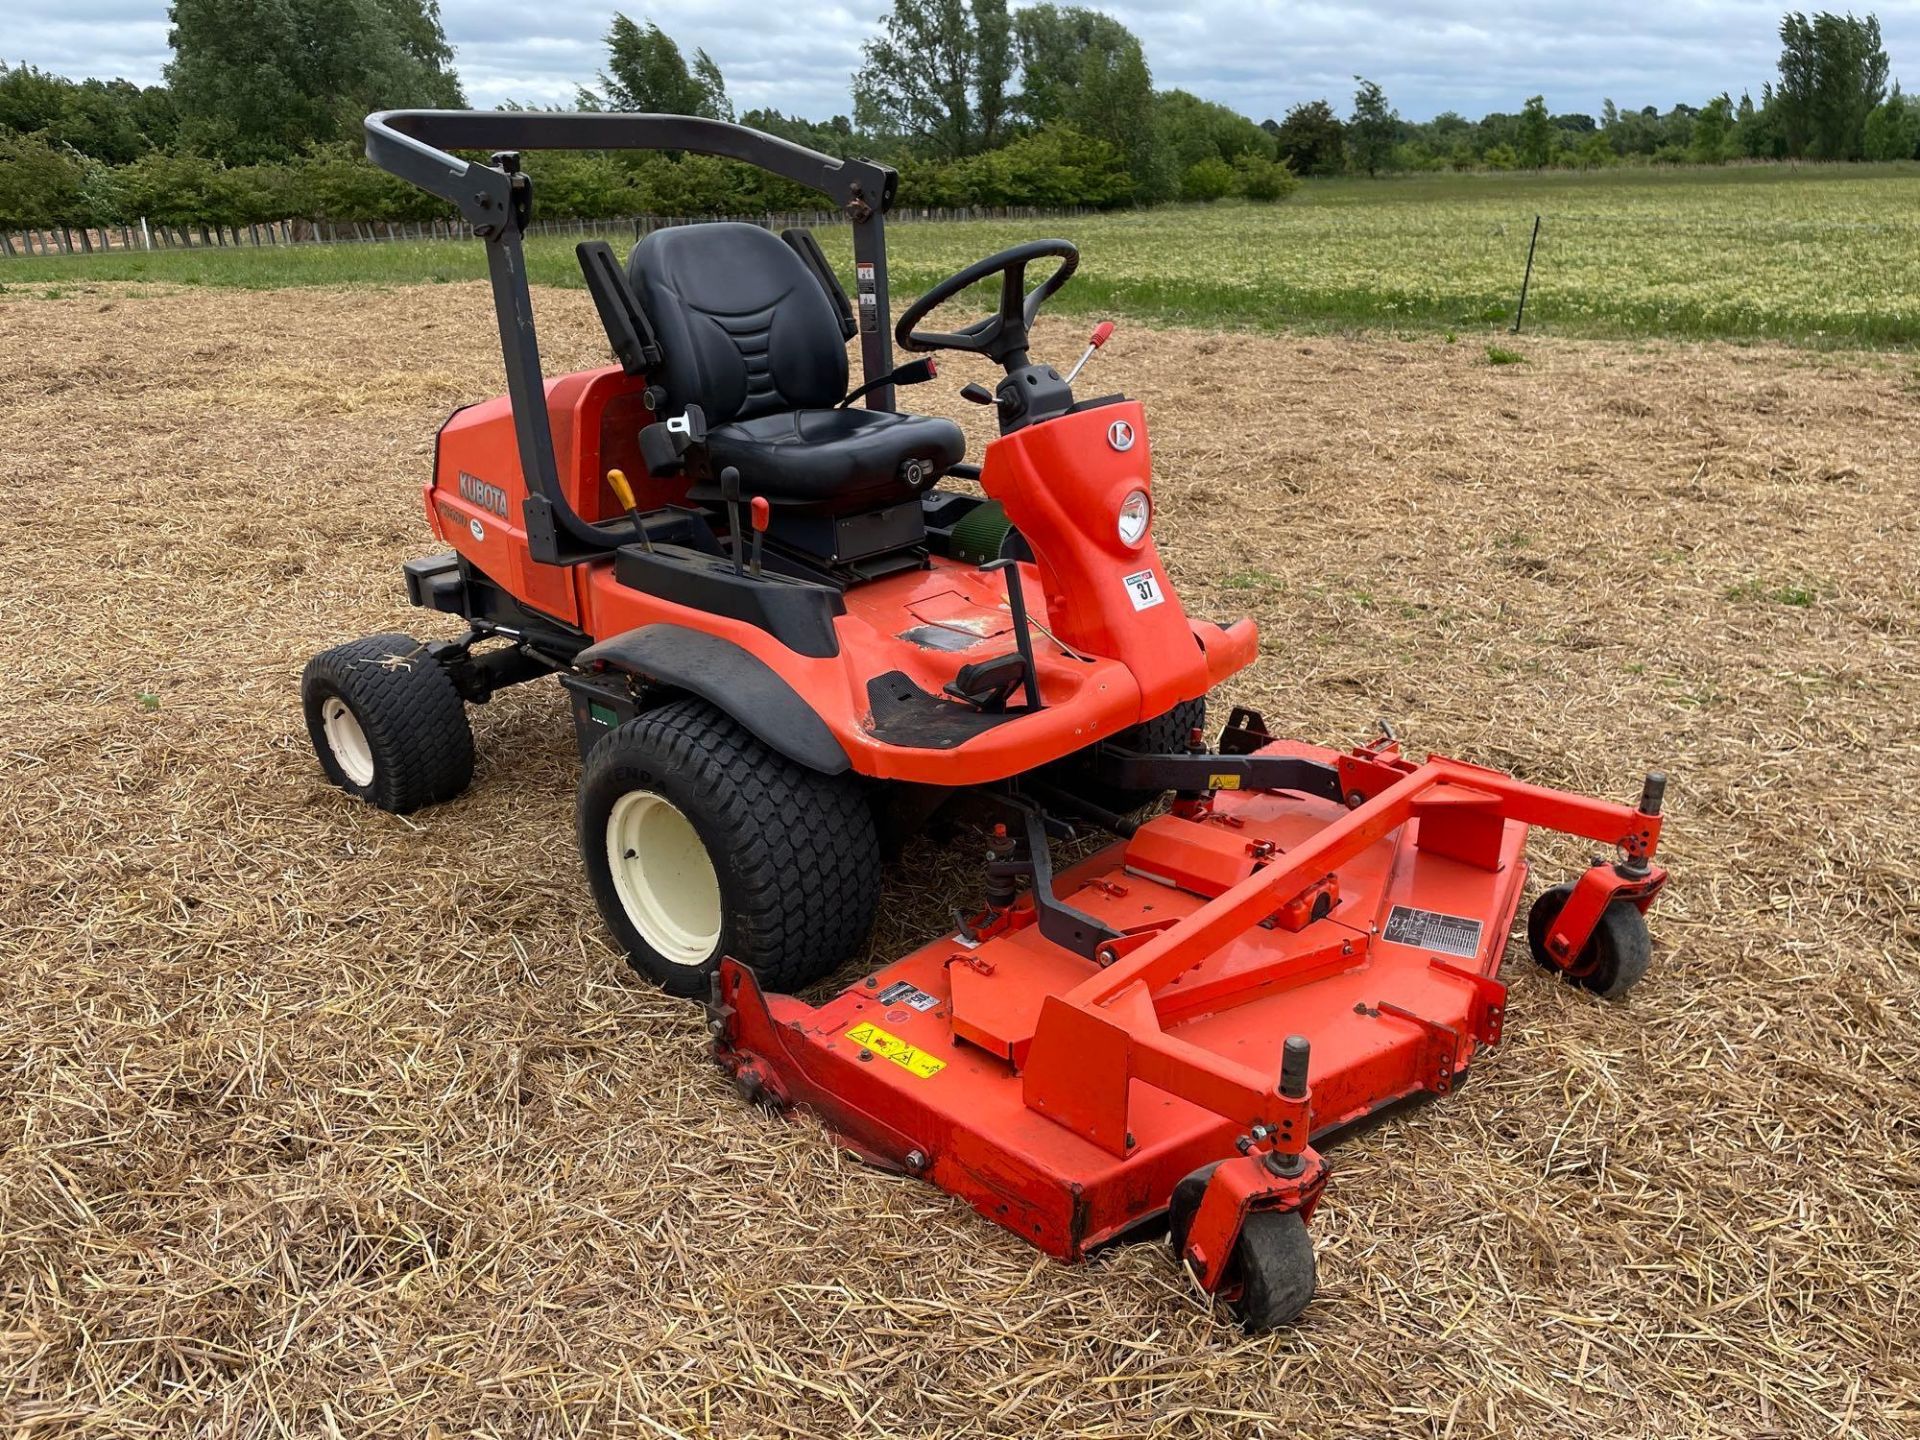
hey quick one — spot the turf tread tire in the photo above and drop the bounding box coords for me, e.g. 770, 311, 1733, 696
577, 698, 880, 999
302, 632, 474, 814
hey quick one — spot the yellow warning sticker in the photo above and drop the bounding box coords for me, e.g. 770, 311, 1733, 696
845, 1021, 947, 1079
1209, 773, 1242, 790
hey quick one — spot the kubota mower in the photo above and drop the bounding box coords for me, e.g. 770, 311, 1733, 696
304, 111, 1671, 1328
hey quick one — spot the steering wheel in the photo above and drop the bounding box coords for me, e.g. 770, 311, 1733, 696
895, 239, 1079, 367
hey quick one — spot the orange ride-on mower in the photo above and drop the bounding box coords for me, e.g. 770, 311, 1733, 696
304, 111, 1671, 1329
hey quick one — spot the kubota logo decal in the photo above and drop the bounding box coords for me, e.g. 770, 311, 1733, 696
457, 470, 509, 518
1107, 419, 1135, 451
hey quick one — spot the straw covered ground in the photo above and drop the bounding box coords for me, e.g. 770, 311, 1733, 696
2, 281, 1916, 1438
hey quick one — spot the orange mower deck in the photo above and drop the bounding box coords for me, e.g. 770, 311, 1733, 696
715, 726, 1668, 1299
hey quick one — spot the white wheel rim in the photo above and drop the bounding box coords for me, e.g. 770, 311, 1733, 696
321, 695, 376, 787
605, 791, 723, 966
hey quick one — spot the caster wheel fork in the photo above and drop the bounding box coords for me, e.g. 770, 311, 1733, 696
1168, 1161, 1320, 1332
1527, 881, 1654, 1000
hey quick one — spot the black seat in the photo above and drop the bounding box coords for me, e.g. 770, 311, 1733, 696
628, 224, 964, 516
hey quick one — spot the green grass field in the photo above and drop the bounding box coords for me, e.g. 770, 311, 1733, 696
7, 162, 1919, 346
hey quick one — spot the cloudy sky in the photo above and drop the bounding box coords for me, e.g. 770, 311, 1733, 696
13, 2, 1920, 123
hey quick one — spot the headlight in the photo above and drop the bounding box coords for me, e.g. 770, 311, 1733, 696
1117, 489, 1151, 547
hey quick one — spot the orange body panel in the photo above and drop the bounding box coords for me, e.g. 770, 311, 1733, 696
979, 403, 1210, 719
425, 368, 1258, 785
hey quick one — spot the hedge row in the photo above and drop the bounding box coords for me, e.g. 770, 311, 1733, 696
0, 123, 1300, 232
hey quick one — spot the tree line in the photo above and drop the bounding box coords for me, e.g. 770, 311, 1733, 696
1297, 13, 1912, 174
1, 4, 1913, 241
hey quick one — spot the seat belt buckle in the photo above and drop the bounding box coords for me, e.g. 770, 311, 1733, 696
640, 403, 706, 475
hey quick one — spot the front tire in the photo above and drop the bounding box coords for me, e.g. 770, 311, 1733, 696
302, 632, 474, 814
577, 698, 881, 998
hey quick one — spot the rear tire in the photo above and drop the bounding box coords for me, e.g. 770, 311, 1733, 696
302, 632, 474, 814
577, 698, 881, 998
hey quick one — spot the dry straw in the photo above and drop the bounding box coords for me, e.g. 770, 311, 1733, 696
2, 283, 1916, 1437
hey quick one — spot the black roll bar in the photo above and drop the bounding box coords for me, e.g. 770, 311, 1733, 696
363, 110, 902, 564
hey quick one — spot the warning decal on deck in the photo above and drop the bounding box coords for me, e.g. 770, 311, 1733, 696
845, 1021, 947, 1078
876, 980, 941, 1012
1382, 904, 1484, 959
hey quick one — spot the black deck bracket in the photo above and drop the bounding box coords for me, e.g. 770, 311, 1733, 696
1090, 744, 1346, 804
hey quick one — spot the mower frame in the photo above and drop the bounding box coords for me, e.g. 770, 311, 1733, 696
714, 714, 1669, 1290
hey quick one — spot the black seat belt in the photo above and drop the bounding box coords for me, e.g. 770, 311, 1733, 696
577, 240, 663, 374
782, 228, 858, 341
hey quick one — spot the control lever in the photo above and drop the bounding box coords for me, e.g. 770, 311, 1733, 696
719, 467, 747, 576
841, 356, 938, 409
1063, 320, 1114, 385
958, 382, 996, 406
604, 467, 654, 554
749, 496, 769, 578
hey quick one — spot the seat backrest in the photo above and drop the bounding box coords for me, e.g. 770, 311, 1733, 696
628, 223, 848, 428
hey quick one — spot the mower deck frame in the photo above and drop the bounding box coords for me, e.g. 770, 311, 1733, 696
714, 720, 1666, 1295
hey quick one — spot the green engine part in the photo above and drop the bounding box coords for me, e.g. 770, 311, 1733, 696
949, 501, 1012, 564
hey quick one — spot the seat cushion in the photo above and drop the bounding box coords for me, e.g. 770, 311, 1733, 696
699, 407, 966, 515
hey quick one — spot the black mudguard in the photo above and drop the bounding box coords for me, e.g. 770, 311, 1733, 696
576, 624, 851, 775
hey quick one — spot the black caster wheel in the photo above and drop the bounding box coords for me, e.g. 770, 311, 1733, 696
1167, 1160, 1223, 1261
1233, 1209, 1318, 1332
1168, 1163, 1318, 1331
1527, 882, 1653, 1000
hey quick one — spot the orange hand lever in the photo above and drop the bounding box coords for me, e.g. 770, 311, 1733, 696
606, 468, 638, 511
749, 496, 769, 578
606, 468, 653, 553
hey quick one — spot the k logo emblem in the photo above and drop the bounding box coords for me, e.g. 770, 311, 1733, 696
1107, 419, 1135, 452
